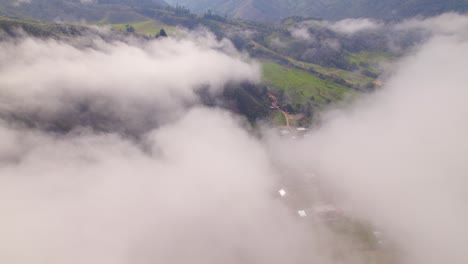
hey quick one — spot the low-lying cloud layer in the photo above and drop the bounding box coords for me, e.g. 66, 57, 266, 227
326, 18, 384, 35
274, 21, 468, 264
0, 107, 318, 264
288, 13, 468, 55
395, 12, 468, 35
0, 31, 259, 134
0, 31, 319, 264
323, 13, 468, 36
1, 13, 468, 264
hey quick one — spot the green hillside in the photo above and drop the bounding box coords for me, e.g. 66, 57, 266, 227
0, 16, 89, 38
263, 62, 355, 107
112, 20, 176, 35
0, 0, 397, 126
165, 0, 468, 21
0, 0, 168, 23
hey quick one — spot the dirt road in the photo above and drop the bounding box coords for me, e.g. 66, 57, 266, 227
268, 92, 290, 127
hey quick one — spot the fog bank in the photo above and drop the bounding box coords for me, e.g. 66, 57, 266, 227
273, 32, 468, 264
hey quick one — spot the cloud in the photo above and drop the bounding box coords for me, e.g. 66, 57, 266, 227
271, 28, 468, 264
395, 12, 468, 36
0, 107, 319, 264
286, 13, 468, 59
325, 18, 384, 35
288, 25, 341, 51
2, 13, 468, 264
0, 32, 260, 134
290, 27, 313, 40
0, 30, 322, 264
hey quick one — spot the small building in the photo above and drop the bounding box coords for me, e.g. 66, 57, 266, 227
297, 210, 307, 217
278, 189, 287, 197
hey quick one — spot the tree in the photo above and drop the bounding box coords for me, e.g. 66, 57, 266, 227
159, 29, 168, 37
156, 29, 168, 38
125, 24, 135, 33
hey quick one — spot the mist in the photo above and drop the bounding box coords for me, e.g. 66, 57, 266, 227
1, 13, 468, 264
326, 18, 383, 35
0, 31, 259, 134
0, 30, 321, 264
271, 21, 468, 264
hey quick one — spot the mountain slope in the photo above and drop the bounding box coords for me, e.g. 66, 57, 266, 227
0, 1, 392, 125
0, 0, 169, 23
166, 0, 468, 21
0, 15, 90, 38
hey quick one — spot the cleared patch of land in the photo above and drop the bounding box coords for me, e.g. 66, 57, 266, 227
262, 62, 355, 106
112, 20, 175, 35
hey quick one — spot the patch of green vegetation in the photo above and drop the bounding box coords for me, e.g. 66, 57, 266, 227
223, 85, 269, 122
0, 16, 86, 38
248, 40, 376, 89
348, 51, 392, 74
349, 51, 391, 64
262, 62, 355, 107
287, 58, 375, 87
271, 110, 286, 126
112, 20, 175, 35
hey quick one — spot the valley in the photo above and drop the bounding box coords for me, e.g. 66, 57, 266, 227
165, 0, 468, 21
0, 1, 467, 264
0, 0, 398, 127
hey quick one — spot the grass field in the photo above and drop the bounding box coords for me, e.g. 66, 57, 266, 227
271, 110, 287, 126
287, 58, 375, 87
348, 51, 392, 65
251, 40, 375, 88
262, 62, 355, 106
112, 20, 175, 36
348, 51, 392, 74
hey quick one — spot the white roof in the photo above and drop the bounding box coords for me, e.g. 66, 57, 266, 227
297, 127, 307, 131
278, 189, 287, 197
297, 210, 307, 217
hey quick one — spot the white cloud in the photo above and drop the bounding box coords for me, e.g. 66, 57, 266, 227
0, 35, 258, 105
0, 31, 321, 264
0, 107, 319, 264
290, 27, 313, 40
395, 12, 468, 36
0, 32, 260, 133
326, 18, 384, 35
2, 13, 468, 264
271, 32, 468, 264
